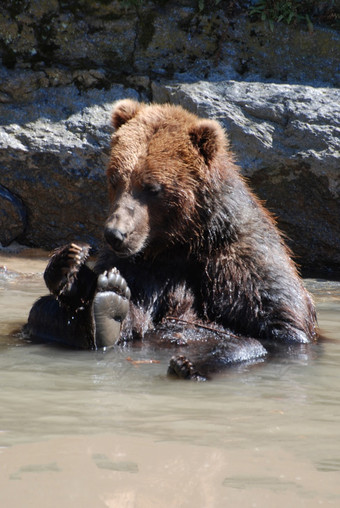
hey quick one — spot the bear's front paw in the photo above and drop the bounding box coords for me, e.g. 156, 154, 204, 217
45, 242, 91, 296
93, 268, 130, 348
167, 355, 207, 381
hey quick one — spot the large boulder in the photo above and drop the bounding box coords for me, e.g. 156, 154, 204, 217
152, 81, 340, 273
0, 84, 139, 249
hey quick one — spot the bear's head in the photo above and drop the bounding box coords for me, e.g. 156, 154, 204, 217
104, 99, 229, 258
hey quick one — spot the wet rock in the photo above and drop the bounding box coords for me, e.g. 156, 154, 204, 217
0, 185, 26, 247
0, 84, 139, 250
152, 81, 340, 273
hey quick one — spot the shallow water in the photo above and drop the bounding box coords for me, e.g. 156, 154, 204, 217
0, 250, 339, 507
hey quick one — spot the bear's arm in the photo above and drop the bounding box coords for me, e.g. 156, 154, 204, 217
199, 251, 315, 345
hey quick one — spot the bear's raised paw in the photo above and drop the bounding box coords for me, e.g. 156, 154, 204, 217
44, 242, 91, 298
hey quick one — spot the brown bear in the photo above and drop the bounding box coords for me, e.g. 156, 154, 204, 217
24, 99, 318, 380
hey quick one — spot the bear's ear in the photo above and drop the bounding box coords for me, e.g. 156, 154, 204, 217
189, 119, 226, 165
112, 99, 142, 130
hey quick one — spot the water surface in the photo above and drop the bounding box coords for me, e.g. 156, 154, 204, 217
0, 250, 339, 507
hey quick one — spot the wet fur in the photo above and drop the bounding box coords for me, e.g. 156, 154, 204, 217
103, 100, 317, 346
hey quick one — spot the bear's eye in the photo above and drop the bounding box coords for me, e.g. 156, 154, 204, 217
142, 182, 163, 197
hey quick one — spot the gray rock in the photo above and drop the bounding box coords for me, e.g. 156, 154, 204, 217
0, 185, 26, 246
152, 80, 340, 272
0, 3, 339, 89
0, 84, 139, 250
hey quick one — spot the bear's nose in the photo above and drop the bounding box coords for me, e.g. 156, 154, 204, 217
104, 227, 126, 250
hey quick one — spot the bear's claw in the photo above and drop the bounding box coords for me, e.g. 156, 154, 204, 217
44, 242, 91, 297
67, 243, 89, 266
62, 243, 91, 282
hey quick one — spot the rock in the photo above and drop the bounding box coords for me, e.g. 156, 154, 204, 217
0, 84, 139, 250
0, 68, 49, 104
0, 2, 339, 272
152, 80, 340, 273
216, 18, 340, 88
0, 185, 26, 246
0, 1, 137, 75
133, 5, 221, 78
0, 3, 339, 87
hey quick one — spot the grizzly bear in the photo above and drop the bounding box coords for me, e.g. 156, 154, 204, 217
24, 99, 318, 380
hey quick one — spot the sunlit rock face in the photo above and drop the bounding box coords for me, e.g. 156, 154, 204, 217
0, 84, 139, 250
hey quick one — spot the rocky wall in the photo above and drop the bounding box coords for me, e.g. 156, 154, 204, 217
0, 0, 339, 274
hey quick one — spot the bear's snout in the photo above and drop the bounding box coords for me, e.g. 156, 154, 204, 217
104, 227, 126, 252
104, 193, 151, 257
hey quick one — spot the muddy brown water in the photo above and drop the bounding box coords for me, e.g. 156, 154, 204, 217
0, 249, 339, 507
